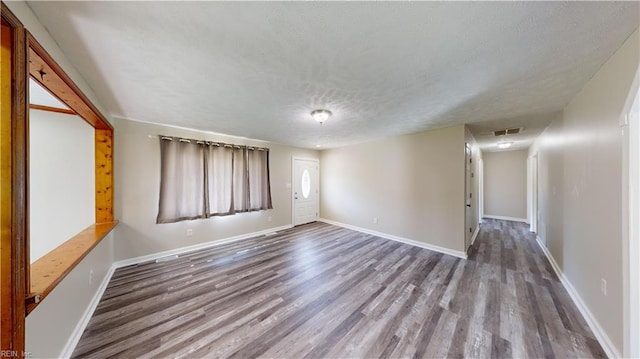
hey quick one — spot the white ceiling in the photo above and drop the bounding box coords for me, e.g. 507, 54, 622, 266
29, 78, 70, 110
27, 2, 639, 149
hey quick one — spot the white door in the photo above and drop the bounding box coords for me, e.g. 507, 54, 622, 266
293, 158, 318, 226
478, 158, 484, 222
531, 154, 539, 234
626, 85, 639, 358
465, 144, 474, 249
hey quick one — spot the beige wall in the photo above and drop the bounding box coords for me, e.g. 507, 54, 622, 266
531, 118, 565, 259
530, 29, 639, 356
113, 118, 318, 261
5, 2, 117, 358
29, 110, 95, 263
483, 149, 528, 220
26, 234, 114, 358
320, 125, 466, 253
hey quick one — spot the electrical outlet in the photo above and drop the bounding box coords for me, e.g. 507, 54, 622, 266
186, 229, 193, 237
373, 217, 378, 224
601, 278, 607, 296
89, 270, 94, 285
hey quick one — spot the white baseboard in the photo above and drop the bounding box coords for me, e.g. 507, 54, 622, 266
535, 236, 619, 358
319, 218, 467, 259
114, 224, 293, 268
59, 263, 116, 359
470, 225, 480, 246
483, 214, 528, 223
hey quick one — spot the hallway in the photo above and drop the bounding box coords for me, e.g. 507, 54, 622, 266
468, 219, 606, 358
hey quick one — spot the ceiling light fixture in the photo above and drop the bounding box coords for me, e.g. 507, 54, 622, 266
497, 141, 513, 149
311, 109, 332, 124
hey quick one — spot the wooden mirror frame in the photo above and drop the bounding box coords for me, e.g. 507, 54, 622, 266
1, 2, 117, 354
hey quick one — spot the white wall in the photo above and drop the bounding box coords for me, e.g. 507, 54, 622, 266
4, 2, 115, 358
26, 234, 114, 358
320, 125, 466, 254
113, 118, 319, 261
483, 149, 528, 220
530, 28, 639, 356
29, 109, 94, 263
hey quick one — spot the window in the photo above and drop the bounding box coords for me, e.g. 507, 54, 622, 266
301, 169, 311, 198
156, 136, 272, 223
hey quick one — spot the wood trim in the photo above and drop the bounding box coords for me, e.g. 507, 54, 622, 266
26, 33, 112, 130
1, 3, 117, 328
1, 2, 27, 354
1, 17, 14, 354
95, 129, 114, 223
23, 32, 117, 314
27, 221, 117, 313
29, 103, 75, 115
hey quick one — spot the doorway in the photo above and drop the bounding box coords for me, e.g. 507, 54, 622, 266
292, 157, 319, 226
478, 158, 484, 223
624, 74, 639, 358
1, 7, 27, 353
529, 153, 539, 234
464, 144, 473, 249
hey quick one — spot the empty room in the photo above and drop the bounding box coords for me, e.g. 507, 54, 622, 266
1, 1, 639, 358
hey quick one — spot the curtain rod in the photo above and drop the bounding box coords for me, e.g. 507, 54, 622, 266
158, 135, 269, 151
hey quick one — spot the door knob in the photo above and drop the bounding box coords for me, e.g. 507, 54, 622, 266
466, 204, 471, 207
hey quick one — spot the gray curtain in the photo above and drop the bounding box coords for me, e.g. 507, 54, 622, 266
157, 139, 206, 223
232, 146, 248, 213
157, 137, 272, 224
247, 148, 273, 210
204, 144, 234, 215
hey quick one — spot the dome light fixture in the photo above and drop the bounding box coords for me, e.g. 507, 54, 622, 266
497, 141, 513, 149
311, 109, 332, 124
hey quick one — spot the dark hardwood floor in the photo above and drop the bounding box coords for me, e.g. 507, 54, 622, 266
72, 219, 605, 358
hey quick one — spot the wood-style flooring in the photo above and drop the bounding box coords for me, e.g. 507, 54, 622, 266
72, 219, 606, 358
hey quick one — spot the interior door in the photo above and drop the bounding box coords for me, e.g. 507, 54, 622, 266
293, 158, 318, 226
465, 144, 473, 249
531, 154, 539, 234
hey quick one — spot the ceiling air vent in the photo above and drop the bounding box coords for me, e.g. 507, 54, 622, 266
493, 127, 522, 136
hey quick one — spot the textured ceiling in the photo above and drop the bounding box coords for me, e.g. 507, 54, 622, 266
27, 2, 639, 149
